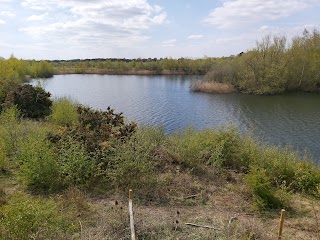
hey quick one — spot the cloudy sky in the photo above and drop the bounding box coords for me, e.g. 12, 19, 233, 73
0, 0, 320, 60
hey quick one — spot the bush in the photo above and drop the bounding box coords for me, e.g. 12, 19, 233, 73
0, 106, 20, 158
0, 193, 75, 240
244, 168, 290, 210
292, 161, 320, 196
48, 105, 136, 153
168, 127, 249, 171
55, 137, 94, 187
2, 84, 52, 119
17, 132, 62, 193
107, 127, 161, 197
50, 97, 79, 126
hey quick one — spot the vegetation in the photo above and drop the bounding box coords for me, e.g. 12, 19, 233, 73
51, 57, 216, 75
3, 84, 52, 119
1, 30, 320, 238
0, 57, 54, 112
0, 96, 319, 239
194, 29, 320, 94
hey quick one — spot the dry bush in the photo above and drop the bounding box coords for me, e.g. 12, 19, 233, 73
192, 80, 236, 93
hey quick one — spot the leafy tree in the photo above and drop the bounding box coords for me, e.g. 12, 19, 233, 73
2, 84, 52, 119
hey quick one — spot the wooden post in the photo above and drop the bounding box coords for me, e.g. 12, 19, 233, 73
129, 189, 136, 240
277, 209, 285, 240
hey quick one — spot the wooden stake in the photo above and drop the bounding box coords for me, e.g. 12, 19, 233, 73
278, 209, 285, 240
128, 189, 136, 240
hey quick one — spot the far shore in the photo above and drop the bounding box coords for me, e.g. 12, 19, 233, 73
54, 68, 195, 76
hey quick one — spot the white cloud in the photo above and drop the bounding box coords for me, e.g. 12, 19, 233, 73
0, 11, 15, 17
187, 34, 204, 40
204, 0, 315, 28
20, 0, 167, 47
27, 12, 48, 21
0, 19, 5, 24
162, 39, 176, 47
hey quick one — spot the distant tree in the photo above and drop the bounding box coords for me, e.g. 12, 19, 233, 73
2, 84, 52, 119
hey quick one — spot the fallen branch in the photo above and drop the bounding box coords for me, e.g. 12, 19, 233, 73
183, 193, 202, 199
185, 223, 222, 231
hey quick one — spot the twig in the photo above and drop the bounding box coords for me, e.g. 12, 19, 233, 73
183, 193, 202, 199
185, 223, 222, 231
79, 220, 83, 238
228, 216, 238, 227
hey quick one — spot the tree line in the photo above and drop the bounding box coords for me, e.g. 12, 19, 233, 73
203, 29, 320, 94
52, 57, 218, 75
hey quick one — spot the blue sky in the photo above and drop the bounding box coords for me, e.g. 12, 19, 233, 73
0, 0, 320, 60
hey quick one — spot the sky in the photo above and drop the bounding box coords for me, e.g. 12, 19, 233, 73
0, 0, 320, 60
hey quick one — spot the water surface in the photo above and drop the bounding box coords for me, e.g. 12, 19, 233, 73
34, 74, 320, 161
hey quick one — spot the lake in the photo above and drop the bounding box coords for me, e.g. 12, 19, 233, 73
33, 74, 320, 161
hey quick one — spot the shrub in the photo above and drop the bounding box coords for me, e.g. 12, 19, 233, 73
2, 84, 52, 119
0, 193, 75, 240
168, 127, 249, 172
0, 106, 20, 158
55, 137, 94, 187
244, 168, 290, 210
48, 105, 136, 153
17, 132, 62, 193
107, 127, 160, 198
50, 97, 79, 126
0, 142, 9, 172
292, 161, 320, 196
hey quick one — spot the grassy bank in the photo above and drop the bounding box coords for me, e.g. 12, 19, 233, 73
0, 96, 319, 239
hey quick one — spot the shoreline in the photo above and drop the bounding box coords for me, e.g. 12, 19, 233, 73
53, 69, 197, 76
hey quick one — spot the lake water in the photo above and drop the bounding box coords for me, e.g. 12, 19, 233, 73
33, 74, 320, 161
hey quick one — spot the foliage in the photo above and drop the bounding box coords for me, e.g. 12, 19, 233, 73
202, 29, 320, 94
0, 58, 54, 112
52, 57, 216, 75
107, 127, 163, 196
17, 131, 62, 193
168, 127, 251, 172
48, 105, 136, 153
28, 60, 54, 78
0, 106, 20, 158
54, 137, 94, 187
244, 168, 289, 210
3, 84, 52, 119
0, 193, 75, 240
49, 97, 79, 126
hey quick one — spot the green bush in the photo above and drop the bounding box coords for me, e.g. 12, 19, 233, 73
168, 127, 249, 171
0, 193, 75, 240
244, 168, 290, 210
0, 106, 20, 158
0, 142, 9, 172
55, 137, 94, 187
17, 132, 62, 193
107, 127, 160, 197
50, 97, 79, 126
3, 84, 52, 119
292, 161, 320, 196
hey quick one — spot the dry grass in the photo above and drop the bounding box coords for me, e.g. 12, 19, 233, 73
69, 179, 320, 240
192, 80, 236, 93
